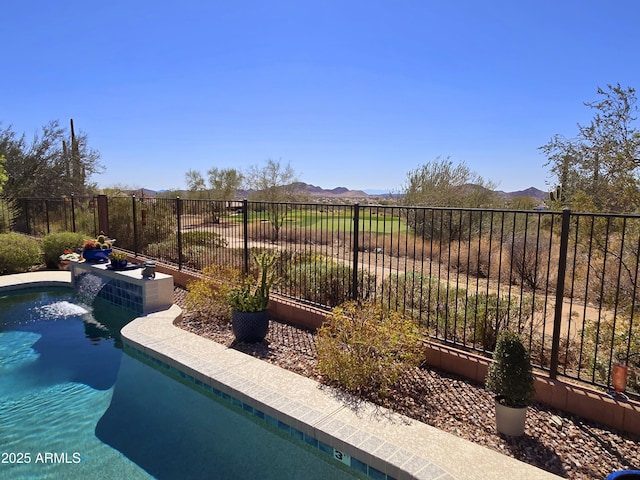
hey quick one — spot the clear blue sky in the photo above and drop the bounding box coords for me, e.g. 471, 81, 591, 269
2, 1, 639, 193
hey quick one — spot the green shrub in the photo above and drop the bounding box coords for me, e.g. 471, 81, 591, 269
485, 330, 535, 407
144, 241, 176, 261
382, 272, 466, 342
382, 272, 449, 320
466, 293, 536, 351
145, 231, 229, 270
40, 231, 86, 268
181, 231, 227, 248
185, 264, 243, 324
0, 233, 42, 274
287, 259, 375, 307
383, 272, 539, 351
316, 301, 426, 398
106, 196, 176, 252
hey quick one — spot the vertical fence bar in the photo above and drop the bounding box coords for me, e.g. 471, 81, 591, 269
550, 208, 571, 379
132, 195, 138, 255
176, 197, 183, 270
351, 203, 360, 301
25, 199, 31, 235
71, 194, 76, 232
242, 199, 249, 274
45, 199, 50, 234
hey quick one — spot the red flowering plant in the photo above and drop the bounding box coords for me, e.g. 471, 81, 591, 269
59, 249, 81, 262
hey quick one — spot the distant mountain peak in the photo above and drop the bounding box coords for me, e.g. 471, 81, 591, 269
496, 187, 547, 201
293, 182, 368, 198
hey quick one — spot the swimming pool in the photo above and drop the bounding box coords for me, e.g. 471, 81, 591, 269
0, 288, 360, 479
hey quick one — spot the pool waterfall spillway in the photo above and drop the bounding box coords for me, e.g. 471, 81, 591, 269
74, 271, 109, 304
70, 261, 174, 314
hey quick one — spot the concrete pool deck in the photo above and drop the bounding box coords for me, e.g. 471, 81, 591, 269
2, 271, 561, 480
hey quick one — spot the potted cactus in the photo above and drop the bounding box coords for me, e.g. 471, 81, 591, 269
81, 234, 113, 262
227, 251, 278, 343
108, 251, 129, 270
485, 329, 535, 436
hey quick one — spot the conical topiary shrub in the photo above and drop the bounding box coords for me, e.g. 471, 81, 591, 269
485, 329, 535, 408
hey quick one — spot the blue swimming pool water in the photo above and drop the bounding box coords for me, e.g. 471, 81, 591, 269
0, 288, 359, 479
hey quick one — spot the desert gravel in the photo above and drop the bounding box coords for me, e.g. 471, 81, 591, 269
174, 288, 639, 479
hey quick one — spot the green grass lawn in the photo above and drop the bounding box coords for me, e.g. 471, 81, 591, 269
244, 208, 410, 233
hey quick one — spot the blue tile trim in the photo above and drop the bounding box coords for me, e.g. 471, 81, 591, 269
304, 433, 319, 448
123, 344, 392, 480
73, 271, 144, 313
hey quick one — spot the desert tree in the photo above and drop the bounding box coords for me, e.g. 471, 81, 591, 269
245, 159, 302, 242
0, 119, 102, 198
541, 86, 640, 339
185, 169, 207, 198
540, 84, 640, 213
402, 157, 497, 208
206, 167, 243, 201
401, 157, 499, 240
185, 167, 243, 200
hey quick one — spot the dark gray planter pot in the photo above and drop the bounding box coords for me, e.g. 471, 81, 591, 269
231, 309, 269, 343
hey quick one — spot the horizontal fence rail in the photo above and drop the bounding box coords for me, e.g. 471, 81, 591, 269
8, 195, 640, 398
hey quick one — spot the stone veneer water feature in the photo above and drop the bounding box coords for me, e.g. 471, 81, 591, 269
70, 261, 174, 314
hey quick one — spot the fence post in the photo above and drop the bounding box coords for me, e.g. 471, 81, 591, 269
132, 195, 138, 256
242, 199, 249, 274
550, 208, 571, 379
176, 197, 183, 270
351, 203, 360, 301
71, 194, 76, 233
97, 195, 109, 236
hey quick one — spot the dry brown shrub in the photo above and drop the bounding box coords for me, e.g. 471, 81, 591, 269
317, 301, 426, 398
450, 237, 493, 278
357, 231, 379, 252
184, 264, 243, 324
560, 247, 590, 302
496, 233, 559, 293
358, 232, 431, 260
246, 221, 272, 242
294, 226, 336, 246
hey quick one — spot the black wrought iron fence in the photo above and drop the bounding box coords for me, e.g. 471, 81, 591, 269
10, 196, 96, 236
9, 195, 640, 397
89, 196, 245, 271
0, 197, 16, 233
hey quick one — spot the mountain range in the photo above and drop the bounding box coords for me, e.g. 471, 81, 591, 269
145, 183, 548, 202
291, 182, 548, 202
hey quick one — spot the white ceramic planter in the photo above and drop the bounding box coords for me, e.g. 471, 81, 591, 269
494, 398, 527, 436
